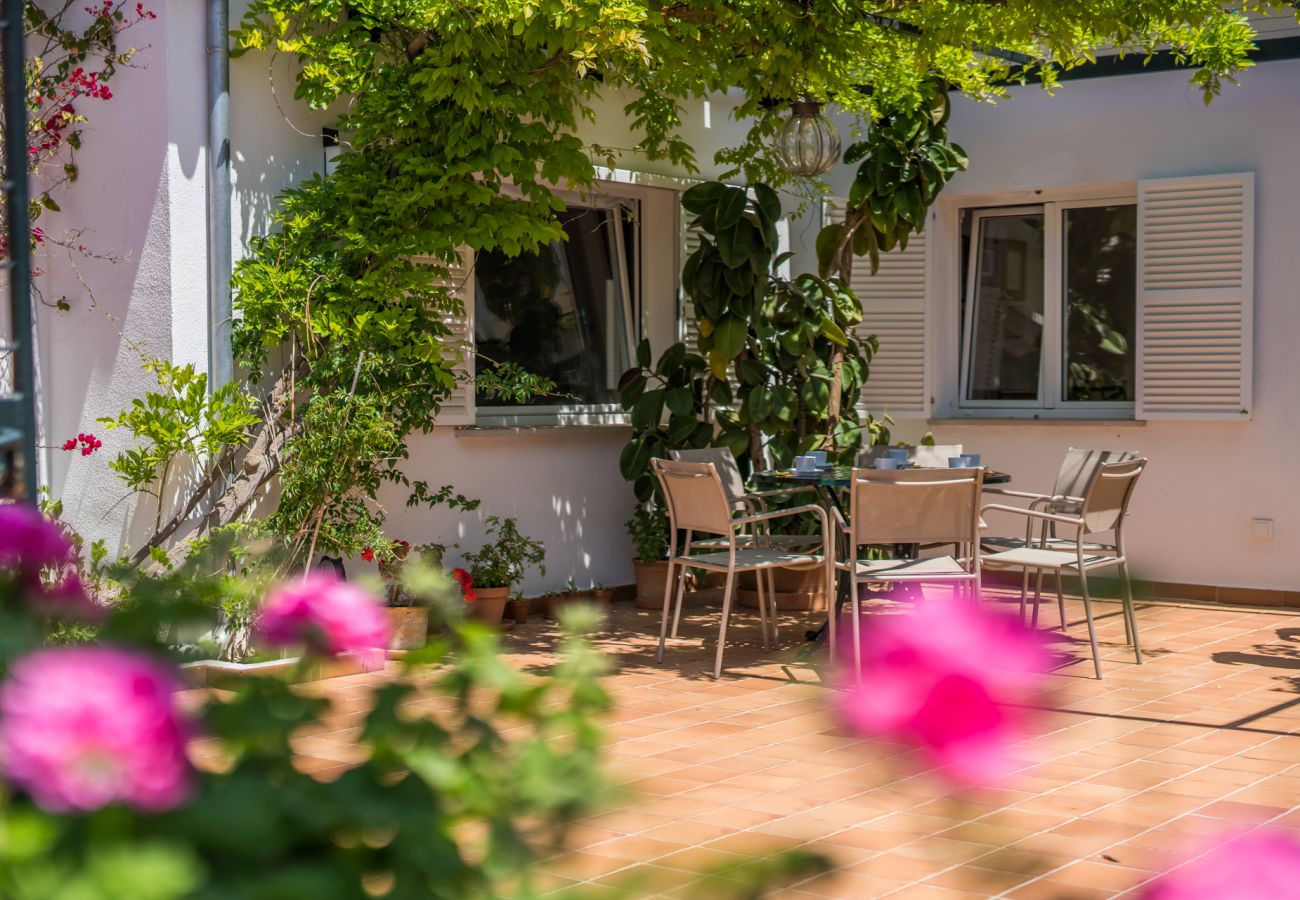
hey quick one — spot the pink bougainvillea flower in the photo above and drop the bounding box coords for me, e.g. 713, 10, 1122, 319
450, 567, 475, 603
0, 503, 72, 575
257, 571, 390, 668
837, 598, 1051, 785
0, 646, 193, 812
1143, 829, 1300, 900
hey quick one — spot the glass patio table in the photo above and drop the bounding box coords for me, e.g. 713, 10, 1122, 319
750, 465, 1011, 650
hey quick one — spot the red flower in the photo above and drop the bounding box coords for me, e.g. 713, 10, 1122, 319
450, 567, 475, 603
56, 433, 101, 455
360, 547, 374, 562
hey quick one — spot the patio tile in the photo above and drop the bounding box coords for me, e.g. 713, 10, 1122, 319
234, 594, 1300, 898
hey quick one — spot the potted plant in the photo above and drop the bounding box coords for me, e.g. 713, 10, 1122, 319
628, 503, 673, 609
461, 516, 546, 625
506, 594, 530, 625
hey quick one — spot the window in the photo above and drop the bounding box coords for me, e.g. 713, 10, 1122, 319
474, 197, 637, 409
959, 200, 1136, 414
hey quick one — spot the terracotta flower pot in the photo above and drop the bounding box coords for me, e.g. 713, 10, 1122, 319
507, 597, 529, 624
468, 586, 510, 625
385, 606, 429, 650
633, 560, 672, 609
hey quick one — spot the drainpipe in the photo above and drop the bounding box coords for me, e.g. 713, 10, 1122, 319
205, 0, 232, 392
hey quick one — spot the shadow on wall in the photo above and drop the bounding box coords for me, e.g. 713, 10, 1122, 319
373, 431, 638, 594
231, 50, 339, 245
32, 8, 175, 553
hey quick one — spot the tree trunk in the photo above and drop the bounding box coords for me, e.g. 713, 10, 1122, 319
824, 211, 859, 451
142, 364, 300, 572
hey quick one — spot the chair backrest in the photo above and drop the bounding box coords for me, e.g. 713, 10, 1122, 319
1052, 448, 1139, 511
652, 458, 734, 537
670, 448, 746, 506
1080, 458, 1147, 535
856, 444, 963, 468
848, 467, 984, 548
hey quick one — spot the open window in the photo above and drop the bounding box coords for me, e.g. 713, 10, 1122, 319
959, 199, 1137, 416
474, 196, 637, 416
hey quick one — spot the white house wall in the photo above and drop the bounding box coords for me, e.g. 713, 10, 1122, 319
820, 63, 1300, 595
37, 2, 1298, 596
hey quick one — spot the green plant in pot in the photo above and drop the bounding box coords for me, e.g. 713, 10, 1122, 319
462, 516, 546, 625
628, 502, 675, 610
379, 540, 444, 648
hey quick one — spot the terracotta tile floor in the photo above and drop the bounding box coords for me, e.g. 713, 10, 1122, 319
197, 590, 1300, 898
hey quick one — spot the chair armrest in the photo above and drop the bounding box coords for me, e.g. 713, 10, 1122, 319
980, 503, 1084, 529
744, 485, 818, 501
733, 504, 829, 533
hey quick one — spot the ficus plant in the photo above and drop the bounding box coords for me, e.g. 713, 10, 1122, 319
681, 180, 888, 467
818, 78, 969, 278
617, 340, 714, 504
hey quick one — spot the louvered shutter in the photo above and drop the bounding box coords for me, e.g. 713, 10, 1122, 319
1136, 173, 1254, 420
824, 199, 928, 418
416, 248, 476, 426
679, 207, 703, 352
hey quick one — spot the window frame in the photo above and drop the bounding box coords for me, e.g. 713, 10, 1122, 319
944, 185, 1138, 420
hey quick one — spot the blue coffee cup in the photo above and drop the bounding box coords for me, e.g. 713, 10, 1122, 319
794, 455, 817, 473
948, 457, 971, 468
961, 453, 981, 467
885, 448, 909, 462
874, 457, 900, 470
807, 450, 827, 467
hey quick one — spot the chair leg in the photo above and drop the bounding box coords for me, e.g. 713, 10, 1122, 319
713, 569, 737, 680
1018, 568, 1030, 623
1078, 570, 1104, 680
756, 568, 771, 651
1121, 562, 1142, 665
1055, 570, 1068, 631
850, 573, 863, 680
670, 565, 689, 639
656, 560, 676, 664
766, 568, 779, 649
826, 563, 838, 667
1031, 568, 1044, 630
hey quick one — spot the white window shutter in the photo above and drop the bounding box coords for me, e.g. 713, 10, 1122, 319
679, 204, 702, 353
1136, 173, 1254, 420
415, 248, 476, 426
824, 199, 928, 418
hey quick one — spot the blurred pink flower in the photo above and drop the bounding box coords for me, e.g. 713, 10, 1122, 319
40, 572, 106, 622
0, 646, 192, 812
838, 599, 1051, 785
257, 571, 390, 668
0, 503, 72, 575
1144, 829, 1300, 900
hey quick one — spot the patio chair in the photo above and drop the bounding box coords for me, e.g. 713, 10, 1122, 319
981, 458, 1148, 680
652, 458, 832, 679
670, 448, 822, 551
834, 467, 985, 675
981, 448, 1138, 628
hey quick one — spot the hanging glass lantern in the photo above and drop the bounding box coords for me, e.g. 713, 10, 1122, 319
773, 100, 841, 177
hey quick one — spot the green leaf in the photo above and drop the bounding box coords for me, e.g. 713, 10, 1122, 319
819, 317, 849, 346
631, 389, 665, 431
635, 338, 651, 368
751, 183, 781, 225
711, 314, 748, 362
816, 223, 846, 277
715, 186, 749, 231
665, 385, 694, 416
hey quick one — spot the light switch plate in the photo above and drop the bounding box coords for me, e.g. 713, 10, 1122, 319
1251, 518, 1274, 541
